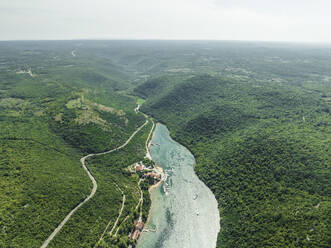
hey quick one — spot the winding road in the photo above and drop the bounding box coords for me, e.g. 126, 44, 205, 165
41, 109, 149, 248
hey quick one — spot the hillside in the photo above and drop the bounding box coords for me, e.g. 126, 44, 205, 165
138, 74, 331, 248
1, 40, 331, 248
0, 42, 151, 248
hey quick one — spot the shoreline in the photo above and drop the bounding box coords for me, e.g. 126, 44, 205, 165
137, 166, 164, 245
148, 170, 163, 194
139, 122, 163, 237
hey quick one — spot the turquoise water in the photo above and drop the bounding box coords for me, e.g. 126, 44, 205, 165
137, 124, 220, 248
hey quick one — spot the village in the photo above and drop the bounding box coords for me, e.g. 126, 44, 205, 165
133, 159, 161, 181
127, 158, 165, 242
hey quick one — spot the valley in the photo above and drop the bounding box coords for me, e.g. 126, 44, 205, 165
0, 40, 330, 248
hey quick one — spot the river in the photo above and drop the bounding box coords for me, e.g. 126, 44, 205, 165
137, 123, 220, 248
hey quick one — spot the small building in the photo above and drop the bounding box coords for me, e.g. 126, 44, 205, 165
131, 229, 140, 240
135, 164, 143, 172
135, 221, 144, 231
130, 220, 145, 240
144, 172, 161, 180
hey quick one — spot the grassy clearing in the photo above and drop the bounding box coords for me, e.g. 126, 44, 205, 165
137, 98, 145, 105
65, 98, 82, 109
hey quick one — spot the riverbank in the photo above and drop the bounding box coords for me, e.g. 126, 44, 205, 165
140, 165, 164, 237
142, 124, 165, 231
143, 118, 165, 197
148, 166, 164, 194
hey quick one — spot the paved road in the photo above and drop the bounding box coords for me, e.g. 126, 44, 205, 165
41, 116, 149, 248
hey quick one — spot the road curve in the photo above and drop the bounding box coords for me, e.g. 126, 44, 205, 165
41, 118, 149, 248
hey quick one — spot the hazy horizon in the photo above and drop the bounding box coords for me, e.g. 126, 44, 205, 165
1, 0, 331, 43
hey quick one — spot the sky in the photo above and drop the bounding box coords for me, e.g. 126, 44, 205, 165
0, 0, 331, 43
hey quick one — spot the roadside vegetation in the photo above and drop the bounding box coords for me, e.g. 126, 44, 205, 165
49, 121, 153, 248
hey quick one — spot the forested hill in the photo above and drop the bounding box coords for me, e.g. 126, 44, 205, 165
0, 42, 149, 248
137, 74, 331, 248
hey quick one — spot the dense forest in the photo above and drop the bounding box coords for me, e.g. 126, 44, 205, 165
0, 41, 152, 247
137, 72, 331, 247
1, 40, 330, 247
